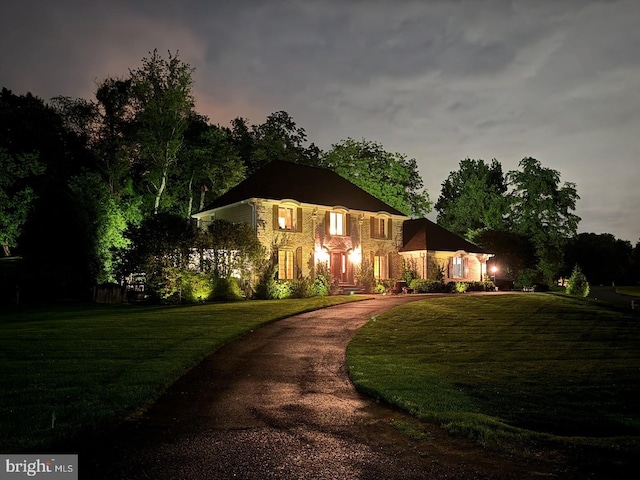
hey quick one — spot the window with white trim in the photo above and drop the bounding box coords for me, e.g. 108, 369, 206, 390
278, 249, 295, 280
373, 255, 387, 279
451, 256, 468, 278
278, 207, 294, 230
370, 215, 391, 239
329, 212, 344, 235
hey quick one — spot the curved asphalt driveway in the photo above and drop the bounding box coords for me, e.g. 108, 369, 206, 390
78, 295, 547, 479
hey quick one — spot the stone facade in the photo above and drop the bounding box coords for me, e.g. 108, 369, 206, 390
399, 250, 488, 283
192, 162, 491, 285
197, 199, 407, 283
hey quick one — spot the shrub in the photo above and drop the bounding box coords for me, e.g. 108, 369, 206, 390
269, 281, 292, 299
313, 263, 331, 297
211, 276, 244, 301
355, 259, 375, 293
181, 271, 213, 302
455, 282, 468, 293
254, 263, 278, 299
373, 282, 387, 294
465, 281, 496, 292
289, 277, 314, 298
312, 276, 329, 296
409, 279, 449, 293
566, 265, 590, 297
402, 258, 419, 284
147, 266, 182, 303
533, 283, 550, 292
514, 268, 540, 290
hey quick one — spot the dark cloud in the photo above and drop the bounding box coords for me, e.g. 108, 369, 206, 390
1, 0, 638, 241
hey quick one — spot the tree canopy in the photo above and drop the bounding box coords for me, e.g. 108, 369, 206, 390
0, 149, 44, 256
321, 138, 431, 217
507, 157, 580, 284
129, 49, 195, 214
435, 158, 507, 238
438, 156, 583, 286
4, 49, 637, 301
230, 111, 321, 176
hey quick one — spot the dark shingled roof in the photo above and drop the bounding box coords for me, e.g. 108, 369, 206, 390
400, 218, 490, 253
201, 160, 406, 216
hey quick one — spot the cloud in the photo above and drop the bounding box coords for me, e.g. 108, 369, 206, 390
0, 0, 638, 241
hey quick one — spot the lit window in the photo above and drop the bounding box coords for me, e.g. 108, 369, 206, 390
278, 207, 294, 230
373, 255, 386, 279
278, 250, 294, 280
330, 212, 344, 235
452, 256, 465, 278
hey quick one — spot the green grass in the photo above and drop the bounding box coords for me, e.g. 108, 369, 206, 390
0, 296, 362, 451
347, 294, 640, 455
617, 286, 640, 297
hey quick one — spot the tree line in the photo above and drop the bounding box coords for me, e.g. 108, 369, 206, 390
1, 50, 637, 302
435, 158, 640, 288
0, 50, 431, 301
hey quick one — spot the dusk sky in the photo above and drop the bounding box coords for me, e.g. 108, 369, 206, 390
1, 0, 638, 243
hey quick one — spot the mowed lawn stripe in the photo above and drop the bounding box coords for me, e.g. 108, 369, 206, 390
347, 293, 640, 452
0, 296, 362, 451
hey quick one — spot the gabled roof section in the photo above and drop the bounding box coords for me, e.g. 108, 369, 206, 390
200, 160, 406, 216
400, 218, 490, 254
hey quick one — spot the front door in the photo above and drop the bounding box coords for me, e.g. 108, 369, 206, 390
330, 251, 351, 283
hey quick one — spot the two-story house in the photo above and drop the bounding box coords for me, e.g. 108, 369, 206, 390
192, 160, 491, 285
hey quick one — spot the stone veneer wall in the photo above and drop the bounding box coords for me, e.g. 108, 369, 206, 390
257, 200, 406, 280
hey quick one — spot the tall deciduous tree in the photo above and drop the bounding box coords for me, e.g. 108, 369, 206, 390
0, 149, 44, 256
129, 50, 195, 214
93, 77, 135, 196
68, 172, 141, 284
177, 115, 245, 217
321, 138, 431, 217
230, 111, 321, 175
435, 158, 508, 238
507, 157, 580, 284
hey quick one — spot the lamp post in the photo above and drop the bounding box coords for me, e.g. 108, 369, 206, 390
491, 266, 498, 289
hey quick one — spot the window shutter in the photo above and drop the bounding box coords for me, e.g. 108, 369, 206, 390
370, 217, 376, 238
463, 257, 469, 279
296, 208, 303, 233
448, 257, 453, 278
325, 211, 331, 235
387, 218, 393, 240
387, 252, 393, 279
273, 205, 279, 231
295, 246, 303, 278
345, 213, 351, 236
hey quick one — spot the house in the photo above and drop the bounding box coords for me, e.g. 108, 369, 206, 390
399, 218, 493, 283
193, 160, 491, 285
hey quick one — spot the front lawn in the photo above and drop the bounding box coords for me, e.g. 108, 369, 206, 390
0, 296, 362, 451
617, 286, 640, 297
347, 294, 640, 457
